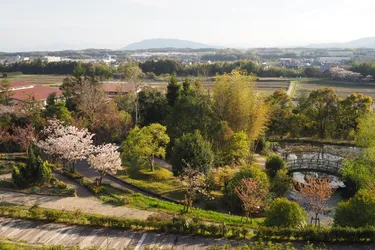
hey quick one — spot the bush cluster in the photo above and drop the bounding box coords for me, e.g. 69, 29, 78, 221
12, 148, 52, 188
256, 226, 375, 242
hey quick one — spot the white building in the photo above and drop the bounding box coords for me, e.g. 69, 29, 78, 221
44, 56, 61, 63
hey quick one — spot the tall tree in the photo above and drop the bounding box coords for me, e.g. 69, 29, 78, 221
0, 79, 12, 105
121, 123, 170, 171
124, 65, 144, 125
303, 88, 338, 138
212, 70, 269, 157
166, 72, 181, 106
138, 87, 168, 126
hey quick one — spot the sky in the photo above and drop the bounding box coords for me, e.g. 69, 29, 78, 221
1, 0, 375, 52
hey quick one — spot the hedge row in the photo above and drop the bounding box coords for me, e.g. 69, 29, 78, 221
2, 204, 375, 243
0, 205, 250, 239
256, 226, 375, 242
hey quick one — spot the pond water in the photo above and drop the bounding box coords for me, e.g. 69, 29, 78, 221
276, 143, 360, 225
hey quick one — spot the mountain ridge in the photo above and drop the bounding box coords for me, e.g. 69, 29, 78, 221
307, 37, 375, 49
122, 38, 220, 50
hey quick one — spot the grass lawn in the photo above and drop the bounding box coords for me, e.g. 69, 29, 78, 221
116, 168, 185, 201
298, 78, 375, 99
101, 184, 264, 226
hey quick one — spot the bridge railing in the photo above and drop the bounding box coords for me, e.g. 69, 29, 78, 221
287, 158, 341, 175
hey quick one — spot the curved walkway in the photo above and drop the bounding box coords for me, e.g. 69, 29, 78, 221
0, 190, 154, 220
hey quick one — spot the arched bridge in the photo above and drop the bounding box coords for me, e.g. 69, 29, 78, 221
287, 158, 342, 177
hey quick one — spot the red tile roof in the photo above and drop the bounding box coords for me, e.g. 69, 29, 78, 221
11, 85, 62, 102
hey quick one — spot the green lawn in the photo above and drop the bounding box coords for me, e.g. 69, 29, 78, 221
116, 168, 185, 201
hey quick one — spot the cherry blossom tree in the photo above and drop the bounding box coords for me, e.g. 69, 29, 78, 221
295, 176, 336, 226
88, 143, 122, 185
0, 125, 12, 151
235, 177, 268, 221
180, 162, 210, 212
37, 119, 94, 171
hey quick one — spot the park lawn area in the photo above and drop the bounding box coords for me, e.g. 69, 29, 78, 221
298, 78, 375, 99
6, 74, 68, 86
82, 177, 262, 226
116, 168, 185, 201
104, 186, 263, 226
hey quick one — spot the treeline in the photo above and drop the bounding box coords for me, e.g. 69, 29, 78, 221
139, 59, 304, 77
350, 62, 375, 77
0, 60, 113, 78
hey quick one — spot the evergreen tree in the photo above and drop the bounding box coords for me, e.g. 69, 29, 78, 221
166, 72, 181, 106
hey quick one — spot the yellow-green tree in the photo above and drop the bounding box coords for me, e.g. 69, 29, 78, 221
121, 123, 170, 171
212, 70, 269, 158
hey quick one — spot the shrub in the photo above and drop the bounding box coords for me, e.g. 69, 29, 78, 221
271, 169, 293, 197
227, 165, 270, 212
152, 168, 173, 181
11, 148, 52, 188
11, 164, 28, 188
334, 189, 375, 228
37, 161, 52, 184
264, 198, 308, 228
265, 155, 286, 178
171, 130, 214, 175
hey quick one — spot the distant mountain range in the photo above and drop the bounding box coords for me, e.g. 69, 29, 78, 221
307, 37, 375, 49
122, 38, 220, 50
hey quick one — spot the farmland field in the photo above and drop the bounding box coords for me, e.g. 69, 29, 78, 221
297, 79, 375, 99
6, 74, 68, 86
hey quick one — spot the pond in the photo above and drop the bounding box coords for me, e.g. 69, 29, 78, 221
276, 142, 361, 225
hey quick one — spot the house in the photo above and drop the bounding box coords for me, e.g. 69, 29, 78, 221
7, 82, 63, 106
102, 83, 139, 97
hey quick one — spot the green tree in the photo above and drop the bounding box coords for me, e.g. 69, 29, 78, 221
271, 169, 293, 197
168, 87, 214, 141
166, 72, 181, 106
336, 94, 373, 139
43, 93, 72, 123
138, 87, 168, 126
334, 189, 375, 228
266, 89, 294, 136
220, 131, 250, 166
212, 70, 269, 156
265, 155, 287, 178
122, 123, 170, 171
303, 88, 338, 138
265, 198, 308, 228
0, 79, 12, 105
171, 130, 214, 175
355, 113, 375, 148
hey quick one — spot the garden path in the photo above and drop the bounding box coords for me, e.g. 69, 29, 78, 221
0, 190, 154, 220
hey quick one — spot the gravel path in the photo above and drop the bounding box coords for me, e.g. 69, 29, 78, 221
0, 190, 154, 220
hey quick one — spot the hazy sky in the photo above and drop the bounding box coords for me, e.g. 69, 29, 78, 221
1, 0, 374, 52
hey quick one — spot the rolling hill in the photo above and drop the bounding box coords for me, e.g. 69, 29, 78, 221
122, 38, 219, 50
307, 37, 375, 49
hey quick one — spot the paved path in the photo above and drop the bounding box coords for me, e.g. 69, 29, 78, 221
0, 217, 374, 250
52, 172, 94, 198
0, 190, 153, 220
0, 217, 234, 250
